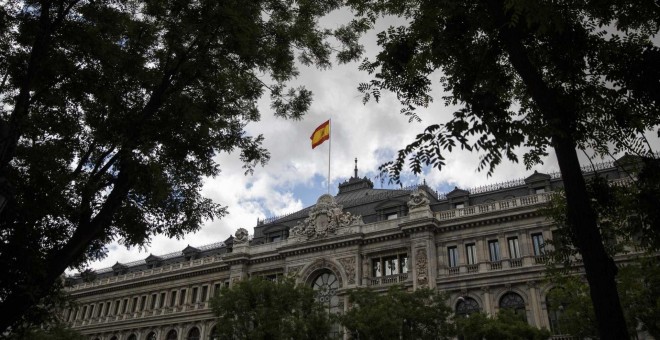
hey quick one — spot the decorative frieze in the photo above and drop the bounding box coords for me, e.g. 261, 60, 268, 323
337, 256, 356, 284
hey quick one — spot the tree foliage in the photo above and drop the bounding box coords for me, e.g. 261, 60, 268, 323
0, 0, 365, 332
454, 309, 550, 340
338, 286, 454, 340
547, 259, 660, 339
342, 0, 659, 338
210, 277, 333, 340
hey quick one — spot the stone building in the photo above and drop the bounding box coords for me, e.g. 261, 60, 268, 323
64, 158, 641, 340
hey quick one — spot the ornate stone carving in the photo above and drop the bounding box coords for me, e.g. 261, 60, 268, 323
287, 265, 304, 277
415, 248, 428, 287
290, 194, 363, 242
234, 228, 249, 244
337, 256, 356, 284
407, 189, 430, 210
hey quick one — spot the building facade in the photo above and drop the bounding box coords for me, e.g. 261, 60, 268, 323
64, 158, 643, 340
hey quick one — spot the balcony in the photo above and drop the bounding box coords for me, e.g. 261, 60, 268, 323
436, 192, 552, 221
368, 273, 408, 286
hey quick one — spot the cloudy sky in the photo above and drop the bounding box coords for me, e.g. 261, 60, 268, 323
85, 12, 646, 271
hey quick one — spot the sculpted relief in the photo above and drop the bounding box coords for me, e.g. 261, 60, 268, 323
415, 248, 428, 287
290, 194, 363, 242
407, 189, 430, 210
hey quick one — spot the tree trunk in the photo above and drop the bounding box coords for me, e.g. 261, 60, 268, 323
485, 1, 630, 338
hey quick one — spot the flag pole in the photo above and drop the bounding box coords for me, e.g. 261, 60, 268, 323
327, 119, 331, 194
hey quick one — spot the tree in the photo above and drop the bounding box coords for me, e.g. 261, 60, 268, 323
210, 277, 333, 340
546, 260, 660, 339
338, 286, 455, 339
544, 174, 660, 338
0, 0, 366, 333
454, 309, 550, 340
343, 0, 660, 338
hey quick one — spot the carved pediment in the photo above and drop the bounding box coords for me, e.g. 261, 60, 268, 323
289, 194, 363, 242
446, 187, 470, 198
524, 171, 551, 184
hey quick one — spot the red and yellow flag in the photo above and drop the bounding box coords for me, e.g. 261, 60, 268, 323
310, 120, 330, 149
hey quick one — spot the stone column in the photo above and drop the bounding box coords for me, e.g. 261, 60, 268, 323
527, 281, 542, 327
481, 286, 492, 316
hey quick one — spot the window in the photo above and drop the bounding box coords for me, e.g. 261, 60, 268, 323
465, 244, 477, 265
127, 334, 137, 340
201, 285, 209, 301
170, 291, 177, 307
179, 289, 187, 305
508, 237, 521, 259
269, 235, 281, 242
104, 302, 110, 316
488, 240, 500, 261
113, 300, 120, 315
456, 297, 480, 316
140, 296, 147, 311
159, 292, 166, 308
150, 294, 157, 310
166, 330, 178, 340
132, 297, 138, 312
187, 327, 201, 340
122, 298, 128, 313
97, 303, 104, 317
386, 212, 398, 220
371, 253, 408, 277
454, 203, 465, 209
214, 283, 221, 296
192, 287, 199, 303
532, 233, 545, 256
547, 288, 569, 335
448, 246, 459, 267
499, 292, 526, 321
312, 271, 340, 314
535, 187, 545, 194
146, 332, 157, 340
81, 306, 87, 320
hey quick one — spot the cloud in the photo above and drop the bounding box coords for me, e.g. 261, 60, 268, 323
84, 12, 659, 272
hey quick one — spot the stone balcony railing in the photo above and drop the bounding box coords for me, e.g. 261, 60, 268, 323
70, 301, 213, 328
69, 256, 219, 291
368, 273, 409, 286
442, 256, 544, 277
436, 192, 552, 221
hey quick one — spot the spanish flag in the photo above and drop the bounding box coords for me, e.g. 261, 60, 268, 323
310, 120, 330, 149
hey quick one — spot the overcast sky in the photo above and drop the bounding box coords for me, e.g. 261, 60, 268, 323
85, 12, 655, 271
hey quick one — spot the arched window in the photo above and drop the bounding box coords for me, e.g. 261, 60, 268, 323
187, 327, 200, 340
499, 292, 527, 321
546, 288, 568, 335
312, 271, 340, 314
455, 297, 480, 316
110, 337, 118, 340
127, 335, 137, 340
208, 326, 218, 340
146, 332, 158, 340
166, 329, 178, 340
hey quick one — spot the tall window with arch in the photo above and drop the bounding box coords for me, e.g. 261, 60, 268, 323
187, 327, 200, 340
311, 271, 340, 314
455, 296, 481, 317
499, 292, 527, 322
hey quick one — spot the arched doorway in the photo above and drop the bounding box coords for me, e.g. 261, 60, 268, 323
456, 297, 481, 317
499, 292, 527, 322
146, 331, 157, 340
166, 329, 178, 340
187, 327, 200, 340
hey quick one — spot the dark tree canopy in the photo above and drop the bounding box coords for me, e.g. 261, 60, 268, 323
0, 0, 365, 333
343, 0, 659, 338
338, 286, 455, 339
211, 277, 333, 340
